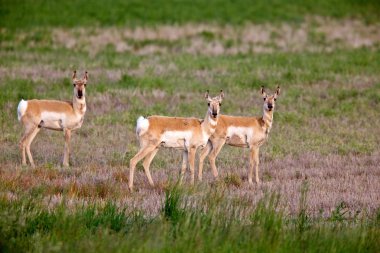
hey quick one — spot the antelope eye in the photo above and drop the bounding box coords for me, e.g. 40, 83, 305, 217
219, 103, 222, 106
274, 98, 277, 101
84, 83, 86, 87
263, 97, 266, 101
73, 83, 76, 87
207, 103, 210, 106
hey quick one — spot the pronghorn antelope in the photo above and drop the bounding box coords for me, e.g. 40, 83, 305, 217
17, 71, 88, 168
128, 91, 224, 190
198, 86, 280, 184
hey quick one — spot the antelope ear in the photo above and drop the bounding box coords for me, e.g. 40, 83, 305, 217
204, 90, 210, 100
72, 70, 77, 81
83, 71, 88, 82
275, 86, 280, 97
261, 86, 267, 97
219, 90, 224, 101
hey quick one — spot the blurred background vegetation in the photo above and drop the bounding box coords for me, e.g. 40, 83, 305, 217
1, 0, 380, 28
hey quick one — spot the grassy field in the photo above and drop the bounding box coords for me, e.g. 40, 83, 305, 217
1, 0, 380, 252
2, 0, 380, 27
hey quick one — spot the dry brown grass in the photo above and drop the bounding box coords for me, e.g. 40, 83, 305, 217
2, 17, 379, 57
1, 151, 379, 218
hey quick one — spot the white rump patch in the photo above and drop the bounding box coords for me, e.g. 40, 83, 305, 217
17, 99, 28, 121
136, 116, 149, 136
161, 130, 192, 148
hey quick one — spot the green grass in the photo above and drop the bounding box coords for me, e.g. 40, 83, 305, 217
1, 1, 380, 252
0, 186, 379, 253
1, 49, 380, 156
1, 0, 380, 29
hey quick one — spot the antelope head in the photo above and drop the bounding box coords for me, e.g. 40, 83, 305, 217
261, 86, 280, 112
72, 70, 88, 99
205, 90, 224, 119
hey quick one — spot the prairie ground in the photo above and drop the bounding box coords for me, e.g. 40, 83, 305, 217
0, 0, 380, 252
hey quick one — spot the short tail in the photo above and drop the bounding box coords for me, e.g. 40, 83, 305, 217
136, 116, 149, 136
17, 99, 28, 121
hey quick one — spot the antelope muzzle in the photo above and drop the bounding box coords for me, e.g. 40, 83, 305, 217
77, 89, 83, 99
212, 109, 218, 118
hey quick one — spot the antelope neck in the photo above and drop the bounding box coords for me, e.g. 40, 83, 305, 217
202, 112, 218, 135
262, 109, 273, 133
73, 95, 86, 114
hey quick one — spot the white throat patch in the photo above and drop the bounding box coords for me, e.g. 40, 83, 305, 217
208, 116, 217, 126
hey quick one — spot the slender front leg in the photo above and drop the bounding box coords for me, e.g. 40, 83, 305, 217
208, 138, 226, 178
188, 147, 196, 185
142, 148, 159, 187
249, 147, 260, 184
198, 141, 212, 181
25, 127, 40, 168
129, 145, 158, 190
180, 150, 188, 184
63, 129, 71, 167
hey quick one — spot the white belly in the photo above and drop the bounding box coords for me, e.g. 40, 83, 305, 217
40, 111, 83, 130
39, 120, 62, 130
226, 126, 253, 147
41, 111, 66, 122
160, 131, 192, 149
